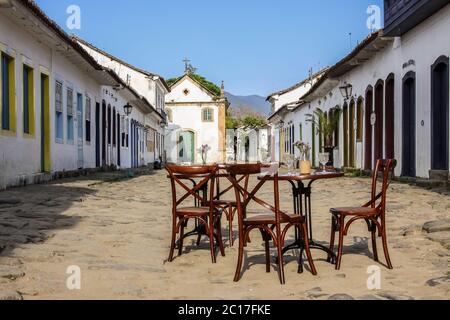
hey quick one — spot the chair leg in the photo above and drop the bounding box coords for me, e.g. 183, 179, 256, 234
209, 220, 217, 264
276, 241, 285, 285
264, 239, 271, 273
297, 248, 304, 274
227, 206, 233, 247
178, 222, 185, 257
234, 231, 245, 282
335, 216, 345, 270
327, 215, 337, 263
381, 226, 393, 269
301, 223, 317, 276
168, 218, 178, 262
371, 224, 379, 262
216, 217, 226, 257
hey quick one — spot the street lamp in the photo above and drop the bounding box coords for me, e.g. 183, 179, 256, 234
339, 82, 353, 101
123, 103, 133, 116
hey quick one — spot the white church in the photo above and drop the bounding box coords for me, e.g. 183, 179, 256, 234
165, 71, 228, 164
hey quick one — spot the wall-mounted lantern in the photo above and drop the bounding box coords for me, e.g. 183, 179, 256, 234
123, 103, 133, 116
339, 82, 353, 101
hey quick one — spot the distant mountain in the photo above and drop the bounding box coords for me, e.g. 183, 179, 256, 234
225, 92, 271, 116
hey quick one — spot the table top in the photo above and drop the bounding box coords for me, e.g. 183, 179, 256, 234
258, 171, 344, 181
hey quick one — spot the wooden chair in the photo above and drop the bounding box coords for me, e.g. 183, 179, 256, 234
166, 164, 225, 263
213, 164, 248, 247
227, 164, 317, 285
329, 159, 396, 270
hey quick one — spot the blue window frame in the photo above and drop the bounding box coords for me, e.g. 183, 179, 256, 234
67, 115, 74, 142
2, 53, 10, 130
23, 66, 30, 134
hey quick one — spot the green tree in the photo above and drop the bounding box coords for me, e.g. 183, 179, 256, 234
167, 73, 221, 98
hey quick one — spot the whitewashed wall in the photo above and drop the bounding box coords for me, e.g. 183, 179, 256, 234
0, 14, 102, 188
277, 4, 450, 178
165, 77, 222, 164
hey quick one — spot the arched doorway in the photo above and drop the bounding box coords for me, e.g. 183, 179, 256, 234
364, 87, 373, 170
343, 102, 349, 167
179, 130, 195, 163
431, 56, 449, 172
385, 74, 395, 159
349, 99, 356, 167
402, 72, 416, 177
374, 80, 384, 165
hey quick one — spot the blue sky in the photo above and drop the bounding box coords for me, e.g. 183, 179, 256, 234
36, 0, 384, 96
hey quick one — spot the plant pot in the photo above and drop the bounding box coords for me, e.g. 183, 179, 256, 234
324, 146, 335, 166
300, 160, 312, 175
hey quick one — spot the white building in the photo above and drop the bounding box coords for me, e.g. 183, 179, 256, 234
0, 0, 169, 189
228, 126, 269, 163
165, 73, 228, 164
267, 0, 450, 180
75, 37, 170, 167
266, 68, 328, 163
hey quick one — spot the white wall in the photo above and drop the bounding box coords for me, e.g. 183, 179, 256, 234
0, 13, 103, 188
274, 4, 450, 178
165, 77, 223, 164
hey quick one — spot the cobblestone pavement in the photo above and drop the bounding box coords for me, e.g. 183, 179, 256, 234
0, 171, 449, 300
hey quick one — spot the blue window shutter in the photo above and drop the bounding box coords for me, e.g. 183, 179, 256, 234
2, 54, 10, 130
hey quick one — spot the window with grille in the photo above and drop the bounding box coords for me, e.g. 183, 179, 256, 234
202, 108, 213, 122
67, 88, 74, 143
55, 81, 63, 142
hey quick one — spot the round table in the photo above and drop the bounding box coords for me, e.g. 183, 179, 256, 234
258, 171, 344, 271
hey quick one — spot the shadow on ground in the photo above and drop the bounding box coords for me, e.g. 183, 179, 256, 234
0, 182, 97, 257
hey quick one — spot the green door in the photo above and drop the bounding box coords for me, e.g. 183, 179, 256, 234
179, 131, 195, 163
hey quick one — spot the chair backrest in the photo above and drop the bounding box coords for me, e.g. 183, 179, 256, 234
226, 164, 291, 225
166, 164, 218, 211
369, 159, 397, 215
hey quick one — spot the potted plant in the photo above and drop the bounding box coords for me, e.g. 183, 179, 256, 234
294, 141, 312, 175
306, 107, 342, 165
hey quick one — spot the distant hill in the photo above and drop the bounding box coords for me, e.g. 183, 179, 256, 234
225, 92, 271, 116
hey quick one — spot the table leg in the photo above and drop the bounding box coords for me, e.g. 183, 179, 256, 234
281, 181, 337, 265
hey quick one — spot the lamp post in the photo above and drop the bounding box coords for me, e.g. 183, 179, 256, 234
339, 82, 353, 101
123, 103, 133, 117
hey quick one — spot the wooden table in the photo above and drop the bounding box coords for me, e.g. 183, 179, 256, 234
258, 171, 344, 272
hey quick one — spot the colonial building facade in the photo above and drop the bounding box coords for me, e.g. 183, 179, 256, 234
165, 74, 228, 164
267, 68, 328, 163
75, 37, 170, 166
267, 1, 450, 180
0, 0, 169, 189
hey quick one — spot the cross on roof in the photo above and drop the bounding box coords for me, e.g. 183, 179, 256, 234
183, 58, 197, 74
183, 58, 190, 73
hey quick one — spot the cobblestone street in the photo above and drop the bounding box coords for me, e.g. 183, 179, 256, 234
0, 171, 449, 300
